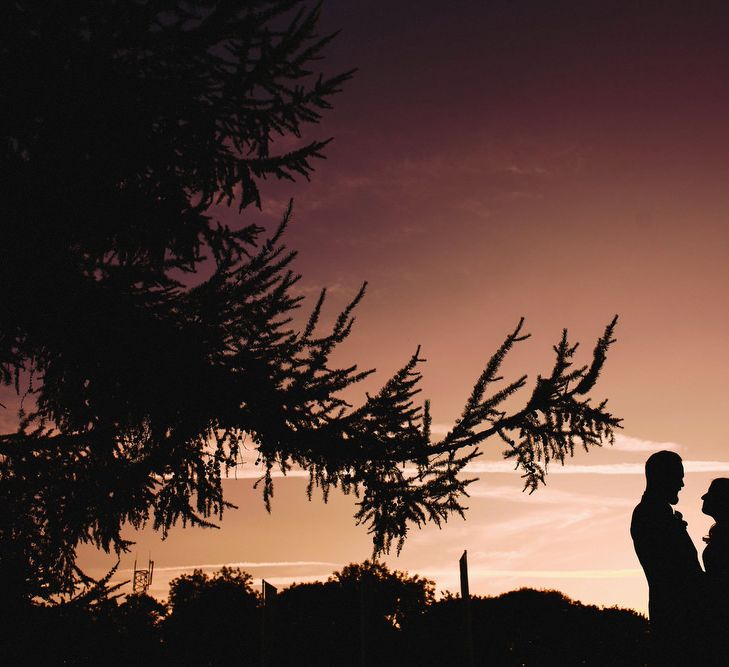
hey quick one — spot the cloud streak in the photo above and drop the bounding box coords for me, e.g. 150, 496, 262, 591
464, 460, 729, 475
123, 560, 341, 574
612, 434, 682, 452
225, 459, 729, 481
420, 567, 642, 580
223, 431, 717, 483
467, 484, 632, 507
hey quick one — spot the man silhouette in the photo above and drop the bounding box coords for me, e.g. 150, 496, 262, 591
631, 450, 703, 664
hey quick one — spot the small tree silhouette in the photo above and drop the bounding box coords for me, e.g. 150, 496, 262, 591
402, 588, 649, 666
1, 1, 620, 601
165, 567, 259, 665
273, 560, 435, 666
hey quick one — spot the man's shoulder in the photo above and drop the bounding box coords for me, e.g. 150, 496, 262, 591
633, 494, 672, 514
631, 497, 672, 530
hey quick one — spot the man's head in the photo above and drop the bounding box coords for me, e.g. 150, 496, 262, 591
645, 450, 684, 504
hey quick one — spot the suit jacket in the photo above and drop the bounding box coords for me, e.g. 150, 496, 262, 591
631, 492, 703, 631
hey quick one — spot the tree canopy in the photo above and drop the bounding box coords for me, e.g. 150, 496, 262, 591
0, 0, 620, 600
0, 560, 649, 666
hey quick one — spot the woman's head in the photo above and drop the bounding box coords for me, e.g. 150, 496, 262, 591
702, 478, 729, 521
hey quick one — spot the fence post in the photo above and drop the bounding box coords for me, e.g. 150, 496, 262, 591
460, 550, 475, 667
261, 579, 277, 667
360, 575, 368, 667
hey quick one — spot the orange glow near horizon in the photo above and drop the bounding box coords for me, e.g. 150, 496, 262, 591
19, 2, 729, 614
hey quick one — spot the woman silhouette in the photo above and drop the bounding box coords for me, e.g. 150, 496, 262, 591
703, 479, 729, 576
701, 478, 729, 663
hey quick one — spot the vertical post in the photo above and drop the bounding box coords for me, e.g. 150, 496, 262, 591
360, 576, 367, 667
460, 550, 475, 667
260, 579, 265, 667
261, 579, 277, 667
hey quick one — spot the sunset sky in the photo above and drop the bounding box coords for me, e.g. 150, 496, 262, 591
70, 1, 729, 614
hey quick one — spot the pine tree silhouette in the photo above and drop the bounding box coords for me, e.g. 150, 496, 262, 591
1, 1, 620, 602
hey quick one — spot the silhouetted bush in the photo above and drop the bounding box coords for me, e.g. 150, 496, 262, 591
271, 560, 434, 666
1, 565, 649, 665
114, 593, 167, 665
4, 596, 122, 666
163, 567, 260, 666
402, 588, 649, 666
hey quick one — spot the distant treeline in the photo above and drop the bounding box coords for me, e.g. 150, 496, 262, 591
2, 561, 649, 666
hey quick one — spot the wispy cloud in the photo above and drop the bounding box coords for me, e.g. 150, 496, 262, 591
420, 567, 642, 581
122, 560, 340, 574
612, 434, 682, 452
486, 509, 596, 539
109, 562, 344, 598
249, 573, 335, 587
429, 431, 682, 452
463, 461, 729, 475
468, 550, 525, 563
225, 460, 729, 480
429, 423, 452, 435
223, 429, 717, 482
226, 468, 309, 480
134, 572, 339, 599
467, 484, 632, 508
410, 504, 614, 551
497, 164, 550, 176
458, 198, 492, 220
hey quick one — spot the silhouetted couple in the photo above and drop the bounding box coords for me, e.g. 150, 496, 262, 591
631, 450, 729, 665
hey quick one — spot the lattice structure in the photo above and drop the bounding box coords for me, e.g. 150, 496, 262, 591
132, 557, 155, 595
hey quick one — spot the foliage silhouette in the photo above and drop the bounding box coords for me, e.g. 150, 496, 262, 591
164, 567, 259, 665
1, 0, 354, 600
1, 0, 620, 601
272, 560, 435, 665
1, 561, 651, 666
0, 562, 141, 666
116, 593, 168, 663
403, 588, 649, 667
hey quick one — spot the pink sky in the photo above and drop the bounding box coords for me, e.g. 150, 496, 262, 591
63, 2, 729, 612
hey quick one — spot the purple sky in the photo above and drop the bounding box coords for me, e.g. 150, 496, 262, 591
53, 1, 729, 611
